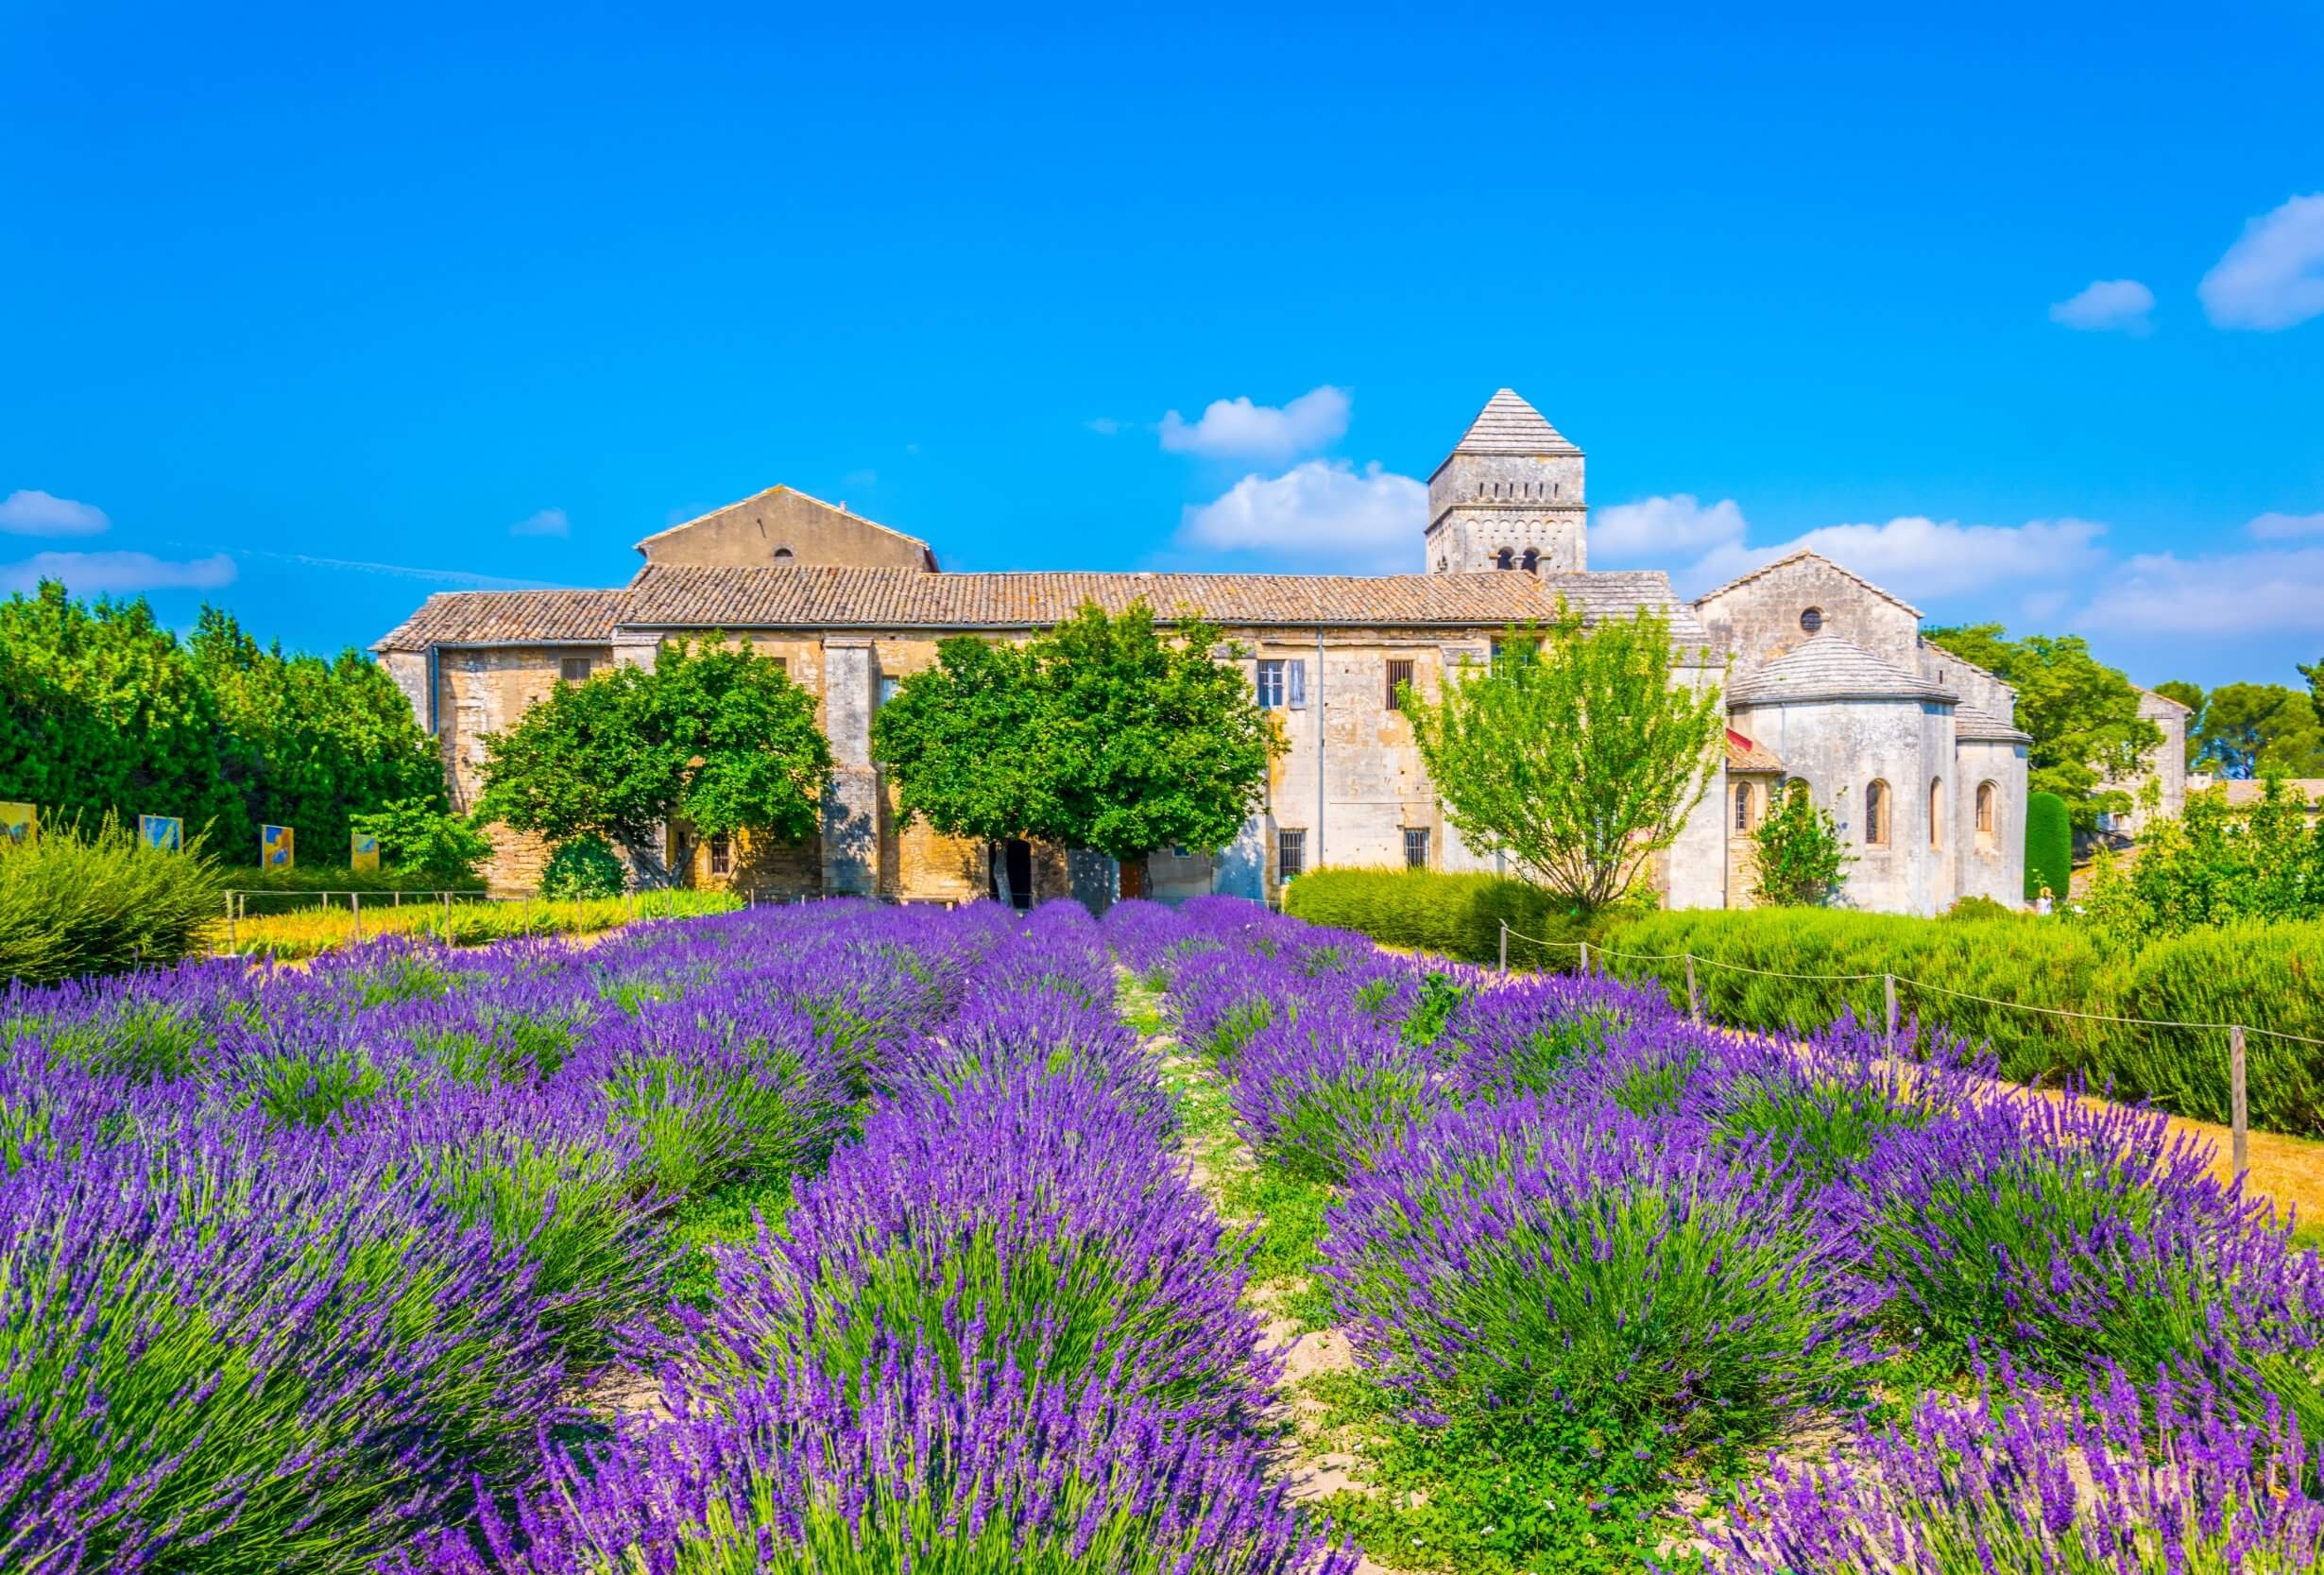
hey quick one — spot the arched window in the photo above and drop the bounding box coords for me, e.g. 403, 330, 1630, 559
772, 546, 795, 560
1975, 781, 1997, 845
1800, 607, 1824, 635
1495, 549, 1515, 571
1520, 548, 1539, 574
1734, 780, 1753, 831
1865, 779, 1890, 847
1928, 779, 1943, 847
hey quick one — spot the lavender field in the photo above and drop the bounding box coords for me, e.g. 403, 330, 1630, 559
3, 896, 2321, 1573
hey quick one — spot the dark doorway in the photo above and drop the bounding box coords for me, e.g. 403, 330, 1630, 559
989, 838, 1034, 910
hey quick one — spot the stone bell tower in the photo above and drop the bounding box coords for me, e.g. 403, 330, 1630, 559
1424, 388, 1586, 574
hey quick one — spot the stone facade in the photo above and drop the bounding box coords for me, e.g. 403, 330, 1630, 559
372, 390, 2032, 914
2110, 688, 2192, 836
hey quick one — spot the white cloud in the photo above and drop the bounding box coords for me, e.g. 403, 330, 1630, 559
1590, 494, 1748, 563
2247, 509, 2324, 540
2079, 546, 2324, 635
509, 507, 570, 538
0, 488, 110, 537
1179, 459, 1427, 573
1085, 417, 1124, 436
1, 550, 236, 596
2048, 279, 2154, 334
1159, 385, 1351, 462
1681, 515, 2110, 601
2198, 193, 2324, 331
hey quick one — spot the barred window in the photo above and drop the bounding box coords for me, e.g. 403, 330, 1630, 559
1277, 829, 1306, 882
1402, 827, 1430, 869
1385, 659, 1414, 710
1734, 780, 1753, 831
709, 834, 731, 876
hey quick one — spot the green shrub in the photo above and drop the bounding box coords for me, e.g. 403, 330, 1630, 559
0, 813, 227, 984
348, 796, 494, 886
541, 834, 628, 899
1282, 865, 1602, 969
2088, 922, 2324, 1134
216, 863, 486, 902
2025, 790, 2071, 900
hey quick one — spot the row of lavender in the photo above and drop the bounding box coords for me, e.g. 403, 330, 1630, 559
0, 901, 1350, 1572
1114, 895, 2324, 1570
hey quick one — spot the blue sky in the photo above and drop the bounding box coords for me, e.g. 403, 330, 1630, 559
3, 0, 2319, 689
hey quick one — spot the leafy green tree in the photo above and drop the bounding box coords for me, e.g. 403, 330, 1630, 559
2302, 659, 2324, 729
873, 603, 1278, 901
1924, 624, 2162, 831
187, 607, 445, 861
2189, 681, 2324, 779
869, 637, 1046, 905
1749, 782, 1854, 906
2076, 782, 2324, 938
1402, 601, 1726, 912
476, 639, 830, 886
349, 797, 494, 886
0, 583, 242, 840
1032, 604, 1278, 899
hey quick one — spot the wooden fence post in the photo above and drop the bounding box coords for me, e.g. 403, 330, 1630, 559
1685, 953, 1700, 1023
2230, 1024, 2249, 1179
1497, 920, 1508, 975
1884, 973, 1899, 1053
1579, 939, 1590, 975
226, 891, 236, 951
350, 890, 361, 943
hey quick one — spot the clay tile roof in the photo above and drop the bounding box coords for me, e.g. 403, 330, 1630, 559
370, 590, 627, 653
613, 564, 1714, 644
1691, 549, 1924, 620
1724, 728, 1785, 772
1727, 633, 1958, 706
371, 566, 1722, 652
1434, 388, 1581, 467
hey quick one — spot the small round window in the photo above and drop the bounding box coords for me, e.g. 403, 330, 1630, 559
1800, 607, 1824, 635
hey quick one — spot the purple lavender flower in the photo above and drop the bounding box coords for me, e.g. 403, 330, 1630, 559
1703, 1361, 2324, 1573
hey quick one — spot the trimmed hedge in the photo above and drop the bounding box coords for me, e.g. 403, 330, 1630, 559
1284, 869, 2324, 1135
1280, 867, 1603, 968
2025, 791, 2071, 901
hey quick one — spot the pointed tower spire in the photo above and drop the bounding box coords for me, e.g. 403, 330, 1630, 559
1451, 388, 1581, 456
1424, 389, 1587, 574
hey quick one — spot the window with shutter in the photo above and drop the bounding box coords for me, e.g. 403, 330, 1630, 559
1256, 659, 1287, 710
559, 656, 593, 683
1288, 659, 1307, 710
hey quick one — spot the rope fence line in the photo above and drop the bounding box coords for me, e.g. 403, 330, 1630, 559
1493, 919, 2316, 1177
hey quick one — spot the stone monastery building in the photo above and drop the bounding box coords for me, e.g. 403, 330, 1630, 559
375, 390, 2035, 914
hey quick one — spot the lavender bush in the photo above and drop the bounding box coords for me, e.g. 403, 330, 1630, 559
1704, 1361, 2324, 1574
1324, 1091, 1866, 1452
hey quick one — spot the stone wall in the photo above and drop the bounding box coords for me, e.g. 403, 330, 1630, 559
1425, 446, 1587, 574
637, 487, 932, 571
1956, 738, 2029, 906
1731, 694, 1952, 916
1695, 559, 1920, 674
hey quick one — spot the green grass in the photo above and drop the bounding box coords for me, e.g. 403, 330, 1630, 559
1134, 973, 1337, 1334
664, 1172, 797, 1307
1296, 1370, 1704, 1575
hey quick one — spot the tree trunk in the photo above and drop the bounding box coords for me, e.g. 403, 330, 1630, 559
621, 837, 675, 891
1119, 854, 1149, 901
990, 841, 1014, 910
